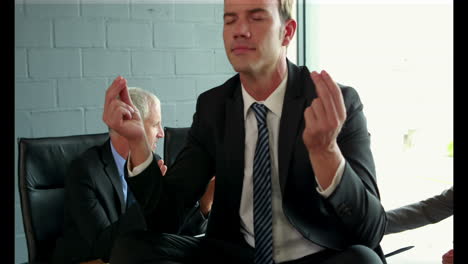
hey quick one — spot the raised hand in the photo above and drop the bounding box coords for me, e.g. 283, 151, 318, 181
303, 70, 346, 153
200, 177, 216, 217
103, 76, 146, 142
303, 70, 346, 189
103, 76, 151, 168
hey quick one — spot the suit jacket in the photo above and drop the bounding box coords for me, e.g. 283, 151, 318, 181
385, 186, 453, 235
52, 139, 208, 263
128, 60, 388, 261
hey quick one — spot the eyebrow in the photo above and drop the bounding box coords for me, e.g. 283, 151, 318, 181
223, 7, 269, 19
248, 8, 269, 15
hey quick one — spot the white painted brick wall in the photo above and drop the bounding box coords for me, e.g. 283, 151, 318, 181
29, 49, 82, 78
81, 3, 129, 18
107, 21, 153, 48
82, 49, 131, 76
175, 50, 214, 74
15, 18, 52, 47
15, 48, 28, 78
15, 80, 57, 109
57, 78, 108, 107
31, 109, 85, 137
155, 23, 196, 48
55, 18, 106, 48
85, 108, 107, 134
132, 50, 174, 75
25, 1, 80, 17
130, 3, 174, 21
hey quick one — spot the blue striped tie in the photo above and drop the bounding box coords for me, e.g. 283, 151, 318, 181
251, 103, 274, 264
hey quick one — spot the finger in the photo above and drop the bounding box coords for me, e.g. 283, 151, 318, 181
109, 100, 135, 121
111, 104, 133, 123
310, 98, 326, 125
118, 78, 135, 108
310, 71, 329, 99
120, 108, 132, 121
161, 165, 167, 176
303, 104, 317, 128
157, 159, 165, 167
311, 72, 338, 122
110, 100, 135, 114
321, 70, 346, 120
105, 76, 125, 109
157, 159, 167, 176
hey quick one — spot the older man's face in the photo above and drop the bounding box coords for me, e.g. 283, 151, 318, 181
143, 102, 164, 152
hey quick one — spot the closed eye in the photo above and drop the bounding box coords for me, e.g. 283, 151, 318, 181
249, 8, 269, 22
224, 13, 237, 25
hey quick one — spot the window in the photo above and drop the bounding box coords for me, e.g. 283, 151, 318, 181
299, 1, 453, 263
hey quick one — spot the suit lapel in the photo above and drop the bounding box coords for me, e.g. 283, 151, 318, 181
101, 140, 126, 214
278, 61, 315, 195
224, 79, 246, 211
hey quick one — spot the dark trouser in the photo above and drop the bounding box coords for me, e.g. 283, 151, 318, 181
110, 230, 383, 264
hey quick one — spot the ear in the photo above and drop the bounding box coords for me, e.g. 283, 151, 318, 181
282, 19, 297, 46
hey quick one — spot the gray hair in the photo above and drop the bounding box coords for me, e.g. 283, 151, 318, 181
128, 87, 160, 121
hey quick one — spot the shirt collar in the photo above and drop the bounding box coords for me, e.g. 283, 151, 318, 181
241, 72, 288, 119
110, 139, 126, 178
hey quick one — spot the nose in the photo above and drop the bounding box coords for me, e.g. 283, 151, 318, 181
157, 129, 164, 139
233, 19, 251, 39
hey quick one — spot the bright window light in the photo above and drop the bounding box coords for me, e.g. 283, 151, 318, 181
303, 2, 453, 263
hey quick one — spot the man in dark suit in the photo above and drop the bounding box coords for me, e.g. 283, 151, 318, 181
52, 88, 211, 264
104, 0, 387, 263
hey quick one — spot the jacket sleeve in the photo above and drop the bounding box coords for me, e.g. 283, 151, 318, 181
127, 96, 215, 234
385, 186, 453, 234
177, 202, 209, 236
324, 85, 387, 249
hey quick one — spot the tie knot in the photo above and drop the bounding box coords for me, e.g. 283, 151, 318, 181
251, 103, 268, 125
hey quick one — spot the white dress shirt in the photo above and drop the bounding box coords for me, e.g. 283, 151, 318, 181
128, 73, 345, 263
110, 139, 128, 203
239, 73, 344, 263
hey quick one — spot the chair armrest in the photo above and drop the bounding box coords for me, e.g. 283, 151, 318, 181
79, 259, 106, 264
384, 245, 415, 258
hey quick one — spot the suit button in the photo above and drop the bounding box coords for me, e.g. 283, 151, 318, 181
343, 207, 352, 216
338, 203, 352, 217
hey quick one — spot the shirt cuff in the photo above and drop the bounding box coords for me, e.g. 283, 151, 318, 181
127, 151, 154, 177
316, 157, 345, 198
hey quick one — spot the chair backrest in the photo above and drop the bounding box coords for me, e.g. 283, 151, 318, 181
163, 127, 190, 168
18, 133, 109, 264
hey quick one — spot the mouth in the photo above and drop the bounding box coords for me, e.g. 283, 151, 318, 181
231, 46, 255, 55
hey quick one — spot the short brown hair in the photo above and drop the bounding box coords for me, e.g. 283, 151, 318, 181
278, 0, 294, 23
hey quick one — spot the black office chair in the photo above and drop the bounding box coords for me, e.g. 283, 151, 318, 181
18, 133, 109, 264
163, 127, 190, 168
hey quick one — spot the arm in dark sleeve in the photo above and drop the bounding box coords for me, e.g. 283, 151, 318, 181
126, 97, 215, 234
324, 85, 387, 249
66, 159, 146, 262
385, 186, 453, 234
177, 201, 209, 236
